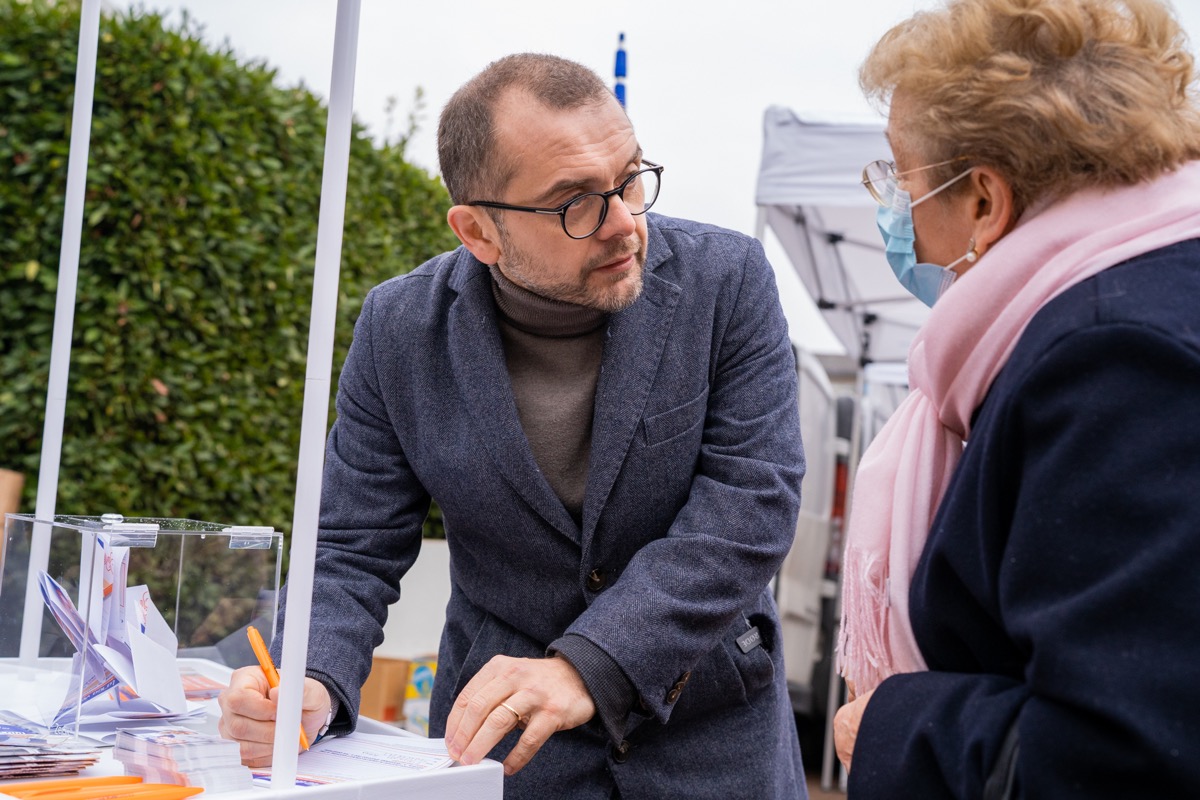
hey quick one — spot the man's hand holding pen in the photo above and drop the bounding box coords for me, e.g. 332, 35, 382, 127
216, 666, 333, 767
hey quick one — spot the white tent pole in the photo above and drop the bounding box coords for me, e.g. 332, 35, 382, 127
270, 0, 361, 787
19, 0, 102, 666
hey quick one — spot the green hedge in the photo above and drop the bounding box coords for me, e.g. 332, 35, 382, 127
0, 1, 456, 537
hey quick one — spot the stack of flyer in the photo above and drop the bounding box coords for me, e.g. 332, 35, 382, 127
113, 726, 252, 793
0, 713, 101, 779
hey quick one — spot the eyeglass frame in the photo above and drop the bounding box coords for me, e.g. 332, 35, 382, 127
861, 156, 974, 207
465, 160, 664, 240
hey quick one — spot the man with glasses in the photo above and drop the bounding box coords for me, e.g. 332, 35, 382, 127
219, 53, 807, 799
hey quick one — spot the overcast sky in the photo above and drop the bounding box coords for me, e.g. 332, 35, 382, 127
105, 0, 1200, 352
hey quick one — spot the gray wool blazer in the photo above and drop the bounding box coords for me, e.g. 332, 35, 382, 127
282, 213, 809, 799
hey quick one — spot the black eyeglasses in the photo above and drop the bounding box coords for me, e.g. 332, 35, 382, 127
467, 161, 663, 240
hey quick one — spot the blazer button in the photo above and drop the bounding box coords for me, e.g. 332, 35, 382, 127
666, 687, 682, 704
613, 740, 631, 764
586, 568, 607, 591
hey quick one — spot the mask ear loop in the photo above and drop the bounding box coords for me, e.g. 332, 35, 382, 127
945, 237, 980, 272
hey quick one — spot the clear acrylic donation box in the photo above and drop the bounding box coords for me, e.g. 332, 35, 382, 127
0, 513, 282, 740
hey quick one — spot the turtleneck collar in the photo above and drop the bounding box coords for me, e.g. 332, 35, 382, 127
489, 263, 608, 337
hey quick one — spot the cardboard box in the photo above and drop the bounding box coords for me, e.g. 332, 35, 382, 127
360, 656, 411, 723
401, 655, 437, 735
405, 655, 437, 699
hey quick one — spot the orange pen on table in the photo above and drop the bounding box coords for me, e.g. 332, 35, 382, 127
5, 781, 201, 800
247, 624, 310, 751
0, 776, 142, 798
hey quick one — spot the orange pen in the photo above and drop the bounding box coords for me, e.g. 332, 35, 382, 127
247, 624, 310, 750
7, 783, 200, 800
19, 787, 202, 800
0, 776, 142, 797
14, 786, 201, 796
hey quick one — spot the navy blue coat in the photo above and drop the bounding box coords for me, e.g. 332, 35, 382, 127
282, 214, 808, 798
850, 242, 1200, 798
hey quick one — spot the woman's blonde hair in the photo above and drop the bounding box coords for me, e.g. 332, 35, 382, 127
861, 0, 1200, 215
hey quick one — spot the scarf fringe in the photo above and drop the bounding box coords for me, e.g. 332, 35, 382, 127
836, 544, 891, 694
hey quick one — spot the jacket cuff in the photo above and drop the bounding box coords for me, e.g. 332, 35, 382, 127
307, 669, 353, 738
549, 634, 634, 745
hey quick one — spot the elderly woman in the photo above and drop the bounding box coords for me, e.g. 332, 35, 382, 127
833, 0, 1200, 796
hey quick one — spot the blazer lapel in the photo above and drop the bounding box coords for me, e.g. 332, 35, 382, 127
582, 223, 680, 541
446, 257, 581, 544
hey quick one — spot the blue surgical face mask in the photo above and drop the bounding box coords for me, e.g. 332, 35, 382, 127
876, 168, 976, 307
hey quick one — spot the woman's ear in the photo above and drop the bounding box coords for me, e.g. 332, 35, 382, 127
968, 167, 1015, 257
447, 205, 502, 265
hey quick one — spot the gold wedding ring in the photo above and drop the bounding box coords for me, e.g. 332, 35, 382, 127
499, 701, 523, 725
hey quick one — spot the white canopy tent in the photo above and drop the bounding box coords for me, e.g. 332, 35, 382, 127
755, 106, 928, 379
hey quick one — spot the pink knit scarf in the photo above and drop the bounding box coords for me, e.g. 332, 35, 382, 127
837, 161, 1200, 694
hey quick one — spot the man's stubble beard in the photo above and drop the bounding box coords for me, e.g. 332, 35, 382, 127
496, 228, 646, 313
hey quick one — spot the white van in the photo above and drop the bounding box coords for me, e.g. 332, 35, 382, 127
776, 349, 845, 721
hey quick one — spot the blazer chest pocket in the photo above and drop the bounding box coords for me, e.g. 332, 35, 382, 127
642, 388, 708, 447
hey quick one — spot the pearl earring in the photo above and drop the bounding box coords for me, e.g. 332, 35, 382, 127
965, 237, 979, 263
